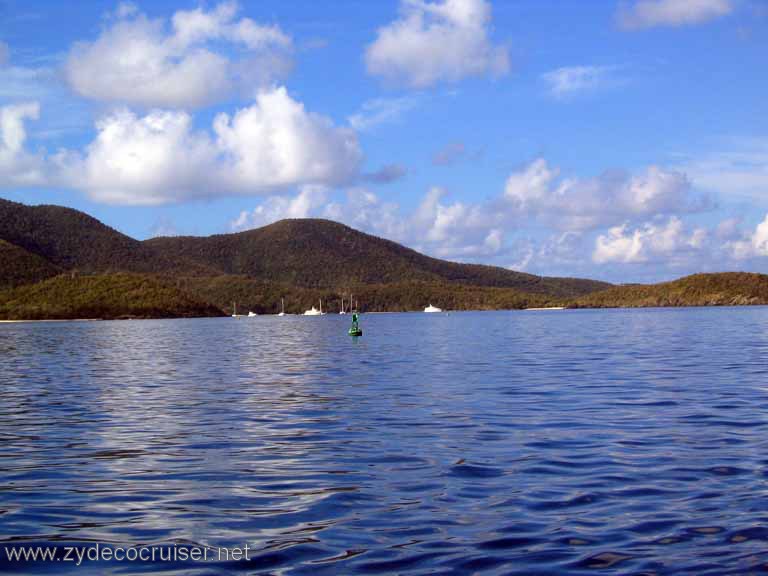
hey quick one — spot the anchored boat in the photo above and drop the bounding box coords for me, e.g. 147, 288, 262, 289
304, 299, 325, 316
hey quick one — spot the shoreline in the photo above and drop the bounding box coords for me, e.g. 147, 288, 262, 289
4, 303, 768, 323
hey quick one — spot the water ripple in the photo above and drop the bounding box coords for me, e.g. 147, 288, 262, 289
2, 307, 768, 574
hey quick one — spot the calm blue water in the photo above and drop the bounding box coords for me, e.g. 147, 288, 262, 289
2, 308, 768, 575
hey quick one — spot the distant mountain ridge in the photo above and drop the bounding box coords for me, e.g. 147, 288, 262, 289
6, 198, 767, 320
144, 218, 609, 296
572, 273, 768, 308
0, 198, 610, 297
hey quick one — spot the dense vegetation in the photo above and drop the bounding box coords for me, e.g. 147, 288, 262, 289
0, 199, 613, 319
0, 199, 214, 275
5, 200, 767, 320
144, 218, 610, 296
179, 276, 557, 315
571, 273, 768, 308
0, 274, 223, 320
0, 239, 60, 288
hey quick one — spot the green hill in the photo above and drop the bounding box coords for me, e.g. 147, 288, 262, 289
0, 239, 61, 288
145, 218, 609, 297
4, 200, 768, 318
0, 273, 224, 320
0, 199, 609, 301
572, 273, 768, 308
0, 198, 214, 275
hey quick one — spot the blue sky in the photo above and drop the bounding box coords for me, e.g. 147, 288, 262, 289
0, 0, 766, 282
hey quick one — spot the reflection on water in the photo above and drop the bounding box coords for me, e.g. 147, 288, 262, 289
3, 308, 768, 574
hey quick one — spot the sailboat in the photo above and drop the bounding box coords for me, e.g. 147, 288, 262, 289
232, 302, 244, 318
340, 296, 347, 315
278, 298, 286, 316
304, 299, 325, 316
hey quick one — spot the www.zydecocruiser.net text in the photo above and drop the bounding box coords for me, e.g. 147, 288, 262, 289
4, 543, 253, 566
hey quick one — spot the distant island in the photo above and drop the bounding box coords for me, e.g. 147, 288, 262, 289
1, 198, 767, 320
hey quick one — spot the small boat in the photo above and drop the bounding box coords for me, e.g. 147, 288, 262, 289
424, 304, 442, 313
247, 311, 257, 317
278, 298, 286, 316
232, 302, 244, 318
340, 296, 347, 315
304, 299, 325, 316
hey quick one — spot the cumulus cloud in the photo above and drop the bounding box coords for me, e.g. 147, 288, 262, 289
618, 0, 733, 29
230, 184, 504, 260
60, 108, 219, 205
63, 87, 362, 205
410, 186, 503, 257
542, 65, 619, 98
504, 159, 705, 231
365, 0, 509, 88
215, 87, 361, 191
231, 185, 329, 231
593, 217, 707, 264
726, 214, 768, 260
0, 102, 47, 187
65, 2, 292, 108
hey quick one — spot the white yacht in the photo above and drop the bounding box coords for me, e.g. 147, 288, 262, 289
247, 311, 257, 317
340, 296, 347, 315
304, 300, 325, 316
278, 298, 286, 316
424, 304, 443, 313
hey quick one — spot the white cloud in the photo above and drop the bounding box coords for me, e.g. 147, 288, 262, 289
727, 214, 768, 259
542, 65, 618, 98
65, 2, 292, 108
230, 184, 503, 260
348, 95, 422, 131
0, 42, 9, 67
0, 102, 47, 187
618, 0, 733, 29
214, 87, 361, 191
593, 217, 707, 264
61, 108, 218, 205
412, 186, 501, 256
365, 0, 509, 88
231, 186, 329, 231
508, 232, 592, 275
504, 159, 702, 231
63, 87, 361, 205
504, 158, 559, 207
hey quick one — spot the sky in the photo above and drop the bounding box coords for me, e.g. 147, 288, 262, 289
0, 0, 766, 283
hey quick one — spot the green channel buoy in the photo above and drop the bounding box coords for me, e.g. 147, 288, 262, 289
348, 312, 363, 336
